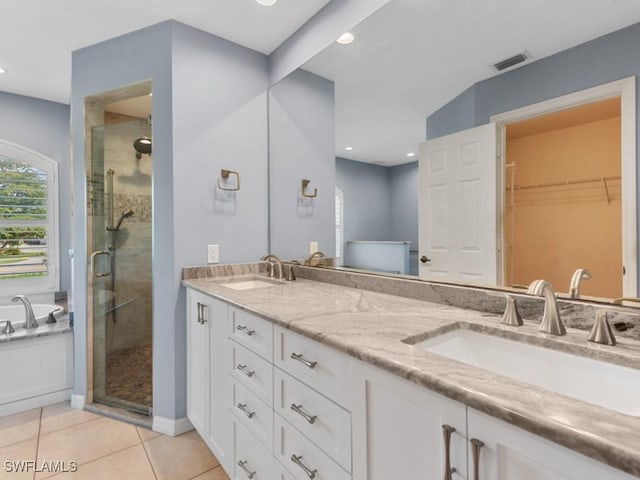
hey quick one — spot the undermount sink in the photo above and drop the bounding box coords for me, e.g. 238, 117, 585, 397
219, 277, 281, 291
410, 328, 640, 416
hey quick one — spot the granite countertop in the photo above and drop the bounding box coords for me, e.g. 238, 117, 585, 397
0, 315, 72, 343
183, 273, 640, 477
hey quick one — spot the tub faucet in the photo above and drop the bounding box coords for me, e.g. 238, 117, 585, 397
261, 254, 283, 280
569, 268, 591, 299
304, 251, 325, 266
11, 295, 38, 329
527, 280, 566, 336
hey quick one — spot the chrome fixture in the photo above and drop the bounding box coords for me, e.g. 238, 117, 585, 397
261, 254, 283, 279
2, 320, 15, 334
46, 310, 57, 324
107, 208, 134, 232
500, 294, 523, 326
285, 264, 296, 281
569, 268, 591, 299
527, 280, 566, 335
304, 251, 325, 266
587, 310, 616, 346
11, 295, 38, 329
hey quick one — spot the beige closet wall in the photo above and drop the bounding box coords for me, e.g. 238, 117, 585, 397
505, 105, 621, 298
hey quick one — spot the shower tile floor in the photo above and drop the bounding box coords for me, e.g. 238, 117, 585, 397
0, 402, 229, 479
105, 344, 153, 408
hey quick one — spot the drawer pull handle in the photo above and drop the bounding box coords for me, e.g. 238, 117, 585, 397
291, 352, 317, 369
236, 403, 255, 419
237, 325, 256, 336
291, 454, 317, 479
237, 364, 256, 377
198, 303, 208, 324
442, 424, 457, 480
471, 438, 485, 480
237, 459, 256, 479
291, 403, 317, 424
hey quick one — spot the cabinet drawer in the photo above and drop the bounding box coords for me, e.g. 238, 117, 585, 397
274, 368, 351, 471
274, 327, 350, 404
234, 420, 274, 480
229, 307, 273, 361
231, 378, 273, 451
274, 415, 350, 480
229, 340, 273, 406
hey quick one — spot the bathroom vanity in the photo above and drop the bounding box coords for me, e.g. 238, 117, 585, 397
183, 264, 640, 480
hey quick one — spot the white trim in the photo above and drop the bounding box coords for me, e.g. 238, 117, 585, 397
0, 389, 72, 418
490, 76, 637, 296
70, 394, 86, 409
152, 415, 194, 436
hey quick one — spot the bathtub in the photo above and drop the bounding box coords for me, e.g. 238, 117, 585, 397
0, 303, 64, 329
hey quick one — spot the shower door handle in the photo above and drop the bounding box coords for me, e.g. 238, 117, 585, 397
90, 251, 112, 278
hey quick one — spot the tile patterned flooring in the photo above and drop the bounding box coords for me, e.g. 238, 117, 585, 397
105, 344, 153, 407
0, 403, 229, 480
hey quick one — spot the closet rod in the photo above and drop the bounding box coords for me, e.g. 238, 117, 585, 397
512, 175, 621, 191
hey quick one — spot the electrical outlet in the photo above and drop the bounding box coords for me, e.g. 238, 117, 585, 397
207, 244, 219, 264
310, 241, 318, 254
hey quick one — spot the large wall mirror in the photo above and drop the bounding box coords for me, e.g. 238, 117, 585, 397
268, 0, 640, 304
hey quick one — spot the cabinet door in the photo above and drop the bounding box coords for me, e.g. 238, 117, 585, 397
467, 408, 637, 480
208, 297, 233, 474
186, 289, 210, 438
352, 360, 467, 480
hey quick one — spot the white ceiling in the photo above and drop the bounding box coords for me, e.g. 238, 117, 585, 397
0, 0, 330, 104
304, 0, 640, 166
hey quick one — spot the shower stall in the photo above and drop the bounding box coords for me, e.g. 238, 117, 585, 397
88, 114, 153, 415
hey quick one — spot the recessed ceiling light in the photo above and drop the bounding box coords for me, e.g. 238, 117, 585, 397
345, 146, 353, 151
256, 0, 277, 6
336, 32, 355, 45
0, 67, 6, 74
406, 152, 416, 157
148, 92, 152, 96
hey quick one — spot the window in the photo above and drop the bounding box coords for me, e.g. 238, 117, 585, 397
335, 188, 344, 263
0, 140, 58, 294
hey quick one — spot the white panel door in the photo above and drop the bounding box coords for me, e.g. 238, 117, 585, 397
419, 123, 498, 283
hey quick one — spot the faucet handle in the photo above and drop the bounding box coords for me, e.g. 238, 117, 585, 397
46, 311, 57, 324
2, 320, 15, 334
587, 310, 616, 346
500, 295, 523, 326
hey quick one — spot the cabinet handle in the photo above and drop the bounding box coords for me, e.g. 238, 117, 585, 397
200, 304, 208, 324
236, 364, 256, 377
290, 454, 317, 479
237, 459, 256, 479
236, 402, 255, 419
196, 303, 202, 324
442, 424, 457, 480
237, 325, 256, 336
470, 438, 484, 480
291, 352, 317, 369
291, 403, 317, 424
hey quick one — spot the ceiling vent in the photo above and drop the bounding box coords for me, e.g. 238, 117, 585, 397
492, 52, 529, 72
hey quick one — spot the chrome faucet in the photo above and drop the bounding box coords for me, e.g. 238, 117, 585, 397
11, 295, 38, 329
304, 251, 325, 266
569, 268, 591, 299
260, 254, 283, 280
527, 280, 566, 335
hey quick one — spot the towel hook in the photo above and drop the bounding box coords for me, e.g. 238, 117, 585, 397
301, 179, 317, 198
218, 169, 240, 191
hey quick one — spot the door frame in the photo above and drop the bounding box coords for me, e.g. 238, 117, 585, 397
490, 76, 636, 297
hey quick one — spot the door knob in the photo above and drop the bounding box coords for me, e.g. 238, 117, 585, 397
420, 255, 431, 263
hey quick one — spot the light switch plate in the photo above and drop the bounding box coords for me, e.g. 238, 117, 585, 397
309, 241, 318, 254
207, 244, 219, 264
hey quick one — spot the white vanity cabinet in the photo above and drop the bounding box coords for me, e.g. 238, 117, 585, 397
467, 408, 637, 480
351, 360, 468, 480
186, 289, 233, 474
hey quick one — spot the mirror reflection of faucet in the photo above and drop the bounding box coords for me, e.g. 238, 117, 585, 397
304, 251, 325, 266
569, 268, 592, 299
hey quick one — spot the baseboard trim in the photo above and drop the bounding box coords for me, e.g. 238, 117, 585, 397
0, 389, 72, 418
70, 394, 86, 409
153, 415, 193, 436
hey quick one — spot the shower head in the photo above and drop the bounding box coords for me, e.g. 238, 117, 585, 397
133, 137, 152, 157
113, 208, 134, 231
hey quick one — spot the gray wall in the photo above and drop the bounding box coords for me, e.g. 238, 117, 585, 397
72, 21, 270, 422
269, 69, 335, 259
336, 156, 391, 243
389, 161, 418, 275
426, 21, 640, 286
0, 92, 71, 293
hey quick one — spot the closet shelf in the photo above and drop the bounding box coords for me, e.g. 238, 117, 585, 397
509, 175, 621, 191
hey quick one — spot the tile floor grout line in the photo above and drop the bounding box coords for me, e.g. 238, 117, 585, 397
33, 407, 43, 480
137, 427, 159, 480
188, 465, 224, 480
